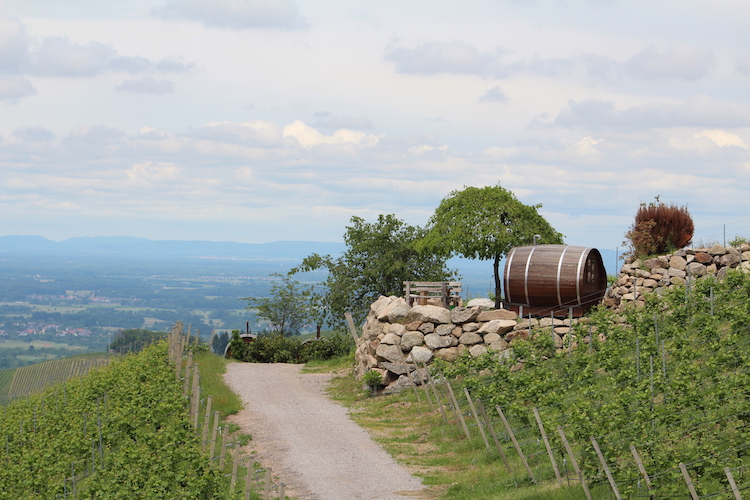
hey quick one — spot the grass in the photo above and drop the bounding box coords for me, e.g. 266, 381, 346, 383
323, 368, 612, 500
193, 351, 243, 417
0, 339, 87, 350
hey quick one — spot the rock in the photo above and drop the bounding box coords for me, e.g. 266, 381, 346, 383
669, 256, 687, 271
410, 305, 451, 324
451, 327, 463, 337
380, 362, 412, 375
483, 332, 501, 344
458, 332, 483, 345
407, 346, 433, 364
405, 320, 422, 331
477, 309, 517, 322
514, 318, 540, 330
478, 319, 517, 335
721, 253, 740, 267
434, 347, 460, 362
389, 323, 406, 336
644, 257, 661, 270
376, 298, 412, 323
380, 333, 401, 345
466, 298, 494, 308
709, 244, 726, 256
539, 317, 565, 327
706, 263, 717, 274
671, 276, 685, 286
469, 344, 488, 358
400, 331, 424, 351
435, 324, 455, 336
668, 267, 686, 278
554, 326, 570, 336
381, 374, 417, 395
375, 343, 404, 363
489, 339, 510, 352
362, 318, 386, 340
450, 307, 479, 324
370, 295, 394, 316
505, 330, 529, 342
418, 323, 434, 334
462, 322, 480, 332
686, 262, 706, 277
424, 333, 454, 349
642, 279, 658, 288
743, 251, 750, 262
694, 252, 712, 264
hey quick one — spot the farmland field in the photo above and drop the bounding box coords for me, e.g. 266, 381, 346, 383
5, 353, 112, 400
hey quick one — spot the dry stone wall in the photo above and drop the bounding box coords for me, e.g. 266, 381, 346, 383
604, 244, 750, 309
355, 296, 584, 394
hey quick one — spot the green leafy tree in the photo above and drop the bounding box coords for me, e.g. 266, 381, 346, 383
293, 214, 455, 327
418, 184, 563, 309
243, 273, 312, 337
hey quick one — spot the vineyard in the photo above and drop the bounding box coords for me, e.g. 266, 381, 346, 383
412, 268, 750, 498
4, 354, 112, 402
0, 334, 270, 499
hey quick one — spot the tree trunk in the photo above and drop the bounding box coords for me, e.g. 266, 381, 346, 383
493, 253, 502, 309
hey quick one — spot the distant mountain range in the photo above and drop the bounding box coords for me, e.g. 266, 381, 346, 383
0, 235, 347, 261
0, 235, 621, 276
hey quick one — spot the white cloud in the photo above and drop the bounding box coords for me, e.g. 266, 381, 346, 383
0, 17, 28, 74
153, 0, 305, 30
282, 121, 379, 149
126, 161, 181, 184
693, 130, 748, 149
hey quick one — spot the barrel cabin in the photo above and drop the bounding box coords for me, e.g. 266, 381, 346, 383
503, 244, 607, 317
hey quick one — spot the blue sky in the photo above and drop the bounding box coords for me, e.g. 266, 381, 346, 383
1, 0, 749, 251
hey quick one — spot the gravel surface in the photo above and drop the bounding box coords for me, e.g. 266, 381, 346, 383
224, 363, 428, 500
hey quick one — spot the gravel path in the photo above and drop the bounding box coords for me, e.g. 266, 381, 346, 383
224, 363, 428, 500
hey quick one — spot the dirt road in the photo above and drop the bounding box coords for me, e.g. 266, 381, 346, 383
224, 363, 427, 500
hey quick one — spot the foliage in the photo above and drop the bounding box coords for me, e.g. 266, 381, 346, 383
293, 214, 455, 327
362, 370, 383, 395
109, 328, 165, 353
624, 196, 694, 257
425, 269, 750, 498
211, 331, 230, 355
418, 184, 563, 308
227, 331, 353, 364
0, 342, 227, 499
243, 273, 312, 337
728, 235, 748, 247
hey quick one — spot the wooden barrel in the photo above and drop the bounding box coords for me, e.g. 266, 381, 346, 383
503, 244, 607, 316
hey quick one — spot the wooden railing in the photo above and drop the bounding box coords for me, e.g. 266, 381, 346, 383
403, 281, 462, 308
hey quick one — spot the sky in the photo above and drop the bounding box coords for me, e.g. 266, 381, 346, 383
1, 0, 750, 251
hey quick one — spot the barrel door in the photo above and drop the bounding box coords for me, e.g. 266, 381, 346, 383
503, 245, 607, 316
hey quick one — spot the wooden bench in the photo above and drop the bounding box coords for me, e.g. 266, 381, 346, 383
403, 281, 462, 308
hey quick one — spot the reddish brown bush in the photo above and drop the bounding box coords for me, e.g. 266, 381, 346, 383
625, 198, 694, 257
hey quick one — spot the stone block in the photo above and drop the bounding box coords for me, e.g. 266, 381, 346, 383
476, 309, 517, 322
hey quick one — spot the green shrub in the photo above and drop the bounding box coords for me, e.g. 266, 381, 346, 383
227, 331, 353, 364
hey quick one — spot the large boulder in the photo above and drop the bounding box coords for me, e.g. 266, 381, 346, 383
375, 343, 404, 363
424, 333, 455, 349
458, 332, 483, 345
466, 298, 494, 309
407, 346, 433, 364
410, 305, 451, 324
370, 295, 395, 316
478, 319, 517, 335
450, 307, 479, 324
376, 298, 412, 323
477, 309, 517, 322
400, 331, 424, 351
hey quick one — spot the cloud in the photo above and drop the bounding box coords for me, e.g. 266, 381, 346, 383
693, 130, 748, 149
384, 40, 498, 76
153, 0, 306, 30
622, 45, 715, 81
116, 78, 175, 94
282, 120, 379, 149
548, 96, 750, 130
479, 85, 507, 103
737, 53, 750, 75
0, 77, 34, 101
126, 161, 181, 184
0, 17, 28, 74
12, 126, 55, 142
183, 120, 283, 146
